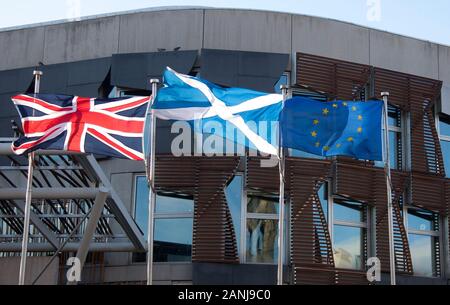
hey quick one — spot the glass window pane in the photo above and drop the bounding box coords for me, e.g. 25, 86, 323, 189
154, 218, 192, 262
134, 176, 149, 236
247, 196, 279, 214
409, 234, 435, 277
135, 176, 193, 216
442, 140, 450, 178
407, 209, 435, 232
389, 130, 399, 169
374, 131, 400, 170
388, 106, 401, 127
318, 183, 328, 220
439, 119, 450, 136
246, 219, 278, 263
155, 195, 193, 213
333, 225, 364, 270
225, 175, 243, 254
334, 200, 364, 223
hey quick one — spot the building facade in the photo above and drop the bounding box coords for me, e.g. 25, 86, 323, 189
0, 7, 449, 285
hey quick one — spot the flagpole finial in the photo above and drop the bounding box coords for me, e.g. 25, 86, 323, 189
280, 84, 289, 91
33, 70, 43, 76
381, 91, 390, 97
150, 78, 160, 84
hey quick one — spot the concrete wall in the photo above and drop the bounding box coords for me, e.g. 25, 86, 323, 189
1, 8, 448, 79
0, 256, 59, 285
1, 8, 448, 112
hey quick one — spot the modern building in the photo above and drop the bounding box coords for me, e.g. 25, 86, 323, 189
0, 7, 449, 285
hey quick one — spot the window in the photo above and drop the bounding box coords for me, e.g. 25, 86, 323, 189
225, 174, 243, 256
331, 198, 368, 270
246, 193, 281, 264
405, 207, 441, 277
320, 182, 369, 271
133, 175, 193, 263
226, 174, 288, 264
438, 117, 450, 178
375, 105, 403, 170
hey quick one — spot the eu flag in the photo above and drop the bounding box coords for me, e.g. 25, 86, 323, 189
280, 97, 383, 161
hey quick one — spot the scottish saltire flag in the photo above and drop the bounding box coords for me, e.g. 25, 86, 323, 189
280, 97, 383, 161
152, 67, 283, 155
11, 94, 150, 160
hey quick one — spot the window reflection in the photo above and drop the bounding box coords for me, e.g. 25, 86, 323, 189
442, 140, 450, 178
225, 175, 243, 255
246, 219, 278, 264
332, 199, 367, 270
406, 207, 440, 277
408, 234, 436, 277
439, 118, 450, 178
246, 194, 282, 264
318, 183, 328, 220
333, 225, 364, 270
407, 209, 433, 232
247, 196, 279, 214
334, 200, 364, 223
154, 218, 192, 262
439, 119, 450, 136
375, 106, 402, 170
133, 176, 193, 263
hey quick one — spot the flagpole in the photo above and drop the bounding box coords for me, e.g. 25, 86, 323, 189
18, 70, 43, 285
381, 92, 396, 285
277, 85, 288, 285
146, 78, 159, 285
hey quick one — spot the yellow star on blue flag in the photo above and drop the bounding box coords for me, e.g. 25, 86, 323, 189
280, 97, 383, 161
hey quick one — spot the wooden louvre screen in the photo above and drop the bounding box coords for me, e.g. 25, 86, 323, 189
296, 53, 371, 101
374, 68, 444, 175
155, 156, 240, 263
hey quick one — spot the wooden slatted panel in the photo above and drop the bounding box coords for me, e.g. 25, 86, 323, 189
374, 68, 444, 175
193, 157, 240, 263
334, 163, 412, 274
155, 156, 240, 264
296, 53, 371, 100
335, 269, 370, 285
246, 157, 282, 193
410, 172, 447, 213
294, 266, 336, 285
288, 158, 336, 284
334, 162, 375, 202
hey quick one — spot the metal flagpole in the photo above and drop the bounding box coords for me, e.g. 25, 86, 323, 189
18, 70, 43, 285
381, 92, 396, 285
146, 78, 160, 285
277, 85, 288, 285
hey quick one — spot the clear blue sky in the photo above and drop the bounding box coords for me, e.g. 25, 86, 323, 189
1, 0, 449, 46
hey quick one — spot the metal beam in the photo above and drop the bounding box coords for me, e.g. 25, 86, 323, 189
74, 154, 146, 251
0, 188, 104, 200
0, 242, 139, 252
10, 200, 60, 249
72, 187, 108, 284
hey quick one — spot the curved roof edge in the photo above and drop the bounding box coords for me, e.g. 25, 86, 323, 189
0, 6, 448, 48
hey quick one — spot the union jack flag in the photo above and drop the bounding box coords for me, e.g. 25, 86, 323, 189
11, 94, 150, 160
